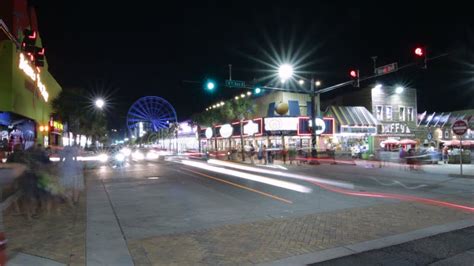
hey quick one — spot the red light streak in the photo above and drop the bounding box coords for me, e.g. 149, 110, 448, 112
311, 181, 474, 213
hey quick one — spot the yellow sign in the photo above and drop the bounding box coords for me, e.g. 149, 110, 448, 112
53, 121, 63, 131
19, 53, 49, 102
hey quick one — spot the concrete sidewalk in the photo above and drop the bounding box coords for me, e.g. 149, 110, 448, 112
86, 178, 134, 265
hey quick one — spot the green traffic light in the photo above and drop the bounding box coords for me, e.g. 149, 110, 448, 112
207, 82, 215, 90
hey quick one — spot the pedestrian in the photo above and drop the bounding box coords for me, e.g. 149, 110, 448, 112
263, 145, 267, 165
443, 147, 448, 164
249, 144, 255, 164
282, 147, 287, 164
257, 145, 263, 164
59, 145, 84, 205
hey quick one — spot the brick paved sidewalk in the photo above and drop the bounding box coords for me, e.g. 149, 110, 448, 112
4, 192, 86, 265
127, 201, 473, 265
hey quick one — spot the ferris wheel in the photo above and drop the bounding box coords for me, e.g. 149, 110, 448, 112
126, 96, 177, 132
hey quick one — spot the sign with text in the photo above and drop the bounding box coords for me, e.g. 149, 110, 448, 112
376, 62, 398, 75
225, 80, 246, 88
341, 126, 377, 134
381, 122, 412, 135
452, 120, 468, 136
264, 117, 299, 131
297, 117, 334, 136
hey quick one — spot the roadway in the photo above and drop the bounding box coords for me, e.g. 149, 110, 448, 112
85, 156, 474, 264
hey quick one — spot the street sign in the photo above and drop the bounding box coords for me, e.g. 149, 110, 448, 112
452, 120, 468, 136
375, 62, 398, 75
225, 80, 246, 88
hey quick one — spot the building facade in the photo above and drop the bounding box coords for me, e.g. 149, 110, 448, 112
0, 0, 62, 152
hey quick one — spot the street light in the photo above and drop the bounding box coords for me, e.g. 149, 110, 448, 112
395, 86, 404, 94
277, 63, 319, 157
315, 80, 321, 87
95, 98, 105, 109
278, 64, 294, 81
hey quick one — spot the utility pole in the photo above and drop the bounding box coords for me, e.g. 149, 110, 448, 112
310, 77, 319, 158
228, 64, 232, 80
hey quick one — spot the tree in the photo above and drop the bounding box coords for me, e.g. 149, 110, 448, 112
52, 88, 108, 146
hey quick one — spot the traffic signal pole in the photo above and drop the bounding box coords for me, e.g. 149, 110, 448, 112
0, 19, 20, 47
310, 77, 318, 158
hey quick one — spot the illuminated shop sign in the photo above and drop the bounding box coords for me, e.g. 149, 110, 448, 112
341, 126, 377, 134
264, 117, 299, 131
19, 53, 49, 102
205, 127, 213, 139
219, 124, 233, 138
297, 117, 334, 136
237, 118, 263, 136
244, 120, 258, 135
382, 122, 412, 135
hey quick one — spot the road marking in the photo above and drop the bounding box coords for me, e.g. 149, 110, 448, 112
181, 167, 293, 204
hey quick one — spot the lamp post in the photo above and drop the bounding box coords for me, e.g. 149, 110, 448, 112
278, 65, 321, 158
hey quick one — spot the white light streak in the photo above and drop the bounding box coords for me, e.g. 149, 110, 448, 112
181, 160, 312, 193
207, 159, 354, 189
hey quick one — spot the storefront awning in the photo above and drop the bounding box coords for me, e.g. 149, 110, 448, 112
328, 106, 380, 127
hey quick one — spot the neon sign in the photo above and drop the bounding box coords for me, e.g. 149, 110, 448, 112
19, 53, 49, 102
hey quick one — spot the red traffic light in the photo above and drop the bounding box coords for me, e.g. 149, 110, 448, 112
349, 70, 358, 78
414, 47, 424, 56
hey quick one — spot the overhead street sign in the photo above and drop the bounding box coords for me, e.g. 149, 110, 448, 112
452, 120, 468, 136
376, 62, 398, 75
225, 80, 246, 88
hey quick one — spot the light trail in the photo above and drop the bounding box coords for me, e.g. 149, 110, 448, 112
310, 180, 474, 213
181, 168, 293, 204
180, 160, 312, 193
207, 159, 354, 189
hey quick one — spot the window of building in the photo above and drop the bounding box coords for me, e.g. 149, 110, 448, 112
407, 107, 414, 121
375, 105, 383, 120
444, 130, 449, 139
385, 106, 392, 121
399, 106, 405, 121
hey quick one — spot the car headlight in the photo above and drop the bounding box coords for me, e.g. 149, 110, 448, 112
120, 148, 131, 156
132, 151, 144, 161
115, 153, 125, 162
146, 151, 159, 160
98, 153, 109, 163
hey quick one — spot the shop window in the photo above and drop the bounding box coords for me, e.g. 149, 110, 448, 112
375, 105, 383, 120
407, 107, 414, 121
399, 106, 405, 121
385, 106, 392, 121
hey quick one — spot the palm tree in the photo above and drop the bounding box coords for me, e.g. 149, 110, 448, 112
52, 88, 108, 147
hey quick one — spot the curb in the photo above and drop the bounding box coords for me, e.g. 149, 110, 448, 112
258, 218, 474, 266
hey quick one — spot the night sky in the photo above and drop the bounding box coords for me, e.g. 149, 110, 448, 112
32, 1, 473, 129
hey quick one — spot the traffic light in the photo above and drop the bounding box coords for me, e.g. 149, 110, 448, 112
254, 87, 262, 95
414, 46, 427, 69
21, 29, 37, 53
34, 47, 45, 67
204, 79, 216, 92
349, 69, 359, 87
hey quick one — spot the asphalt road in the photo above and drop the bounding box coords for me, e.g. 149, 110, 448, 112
87, 156, 474, 241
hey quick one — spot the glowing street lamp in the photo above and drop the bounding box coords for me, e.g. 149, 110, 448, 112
315, 80, 321, 87
278, 64, 294, 81
95, 98, 105, 109
395, 86, 404, 94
